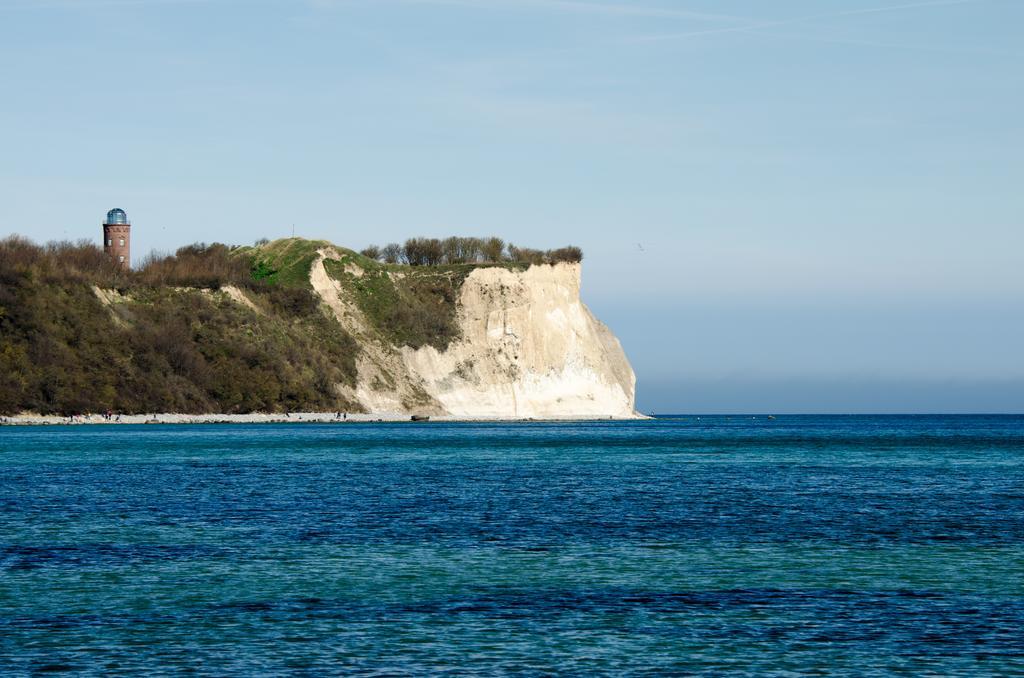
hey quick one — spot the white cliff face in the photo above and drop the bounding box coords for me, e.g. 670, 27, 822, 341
309, 252, 441, 413
402, 264, 638, 418
310, 251, 638, 418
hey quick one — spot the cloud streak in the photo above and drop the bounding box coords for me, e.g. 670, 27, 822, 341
627, 0, 989, 43
0, 0, 229, 9
309, 0, 739, 23
743, 26, 1020, 58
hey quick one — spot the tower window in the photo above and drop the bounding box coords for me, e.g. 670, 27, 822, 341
118, 238, 125, 247
118, 256, 125, 263
106, 239, 112, 247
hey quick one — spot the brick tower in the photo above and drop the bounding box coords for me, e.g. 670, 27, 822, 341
103, 208, 131, 269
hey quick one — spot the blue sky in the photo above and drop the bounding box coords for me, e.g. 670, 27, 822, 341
1, 0, 1021, 412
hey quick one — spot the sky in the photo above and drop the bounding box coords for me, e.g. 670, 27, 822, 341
0, 0, 1021, 413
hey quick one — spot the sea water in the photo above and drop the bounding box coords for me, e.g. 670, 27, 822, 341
1, 416, 1022, 675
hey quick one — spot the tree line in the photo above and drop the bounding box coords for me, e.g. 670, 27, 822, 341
359, 237, 583, 267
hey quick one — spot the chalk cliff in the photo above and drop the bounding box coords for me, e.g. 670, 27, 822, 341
401, 264, 636, 418
309, 250, 638, 418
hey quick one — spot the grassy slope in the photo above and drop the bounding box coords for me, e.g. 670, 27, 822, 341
322, 248, 526, 351
239, 237, 526, 351
233, 238, 331, 289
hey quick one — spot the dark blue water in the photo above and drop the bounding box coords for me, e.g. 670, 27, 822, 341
1, 416, 1022, 675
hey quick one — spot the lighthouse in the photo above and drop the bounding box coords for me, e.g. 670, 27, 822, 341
102, 208, 131, 269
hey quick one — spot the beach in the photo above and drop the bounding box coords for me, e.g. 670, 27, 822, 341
0, 411, 646, 425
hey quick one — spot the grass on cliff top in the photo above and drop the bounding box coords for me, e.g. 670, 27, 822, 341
237, 237, 533, 288
236, 238, 527, 351
323, 250, 522, 351
233, 238, 332, 289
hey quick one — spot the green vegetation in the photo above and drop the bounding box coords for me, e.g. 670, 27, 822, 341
0, 237, 359, 415
247, 237, 547, 351
324, 251, 484, 351
234, 238, 330, 289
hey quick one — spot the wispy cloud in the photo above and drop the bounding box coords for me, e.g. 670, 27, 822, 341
0, 0, 226, 9
829, 0, 987, 17
309, 0, 739, 23
743, 26, 1020, 58
627, 0, 988, 43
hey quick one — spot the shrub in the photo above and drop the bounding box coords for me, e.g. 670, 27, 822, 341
135, 243, 252, 288
360, 245, 381, 261
0, 236, 124, 287
261, 286, 320, 317
506, 244, 546, 265
505, 243, 583, 265
251, 259, 277, 282
547, 245, 584, 263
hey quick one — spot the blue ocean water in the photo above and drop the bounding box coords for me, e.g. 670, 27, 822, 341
1, 415, 1022, 675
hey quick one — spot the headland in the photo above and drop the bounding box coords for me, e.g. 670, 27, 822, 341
1, 234, 640, 420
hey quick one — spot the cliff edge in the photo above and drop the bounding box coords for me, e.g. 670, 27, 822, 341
401, 263, 636, 418
307, 248, 636, 418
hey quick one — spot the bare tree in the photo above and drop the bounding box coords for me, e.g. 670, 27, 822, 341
382, 243, 402, 264
507, 244, 546, 265
422, 238, 444, 266
482, 237, 504, 262
442, 237, 464, 264
404, 238, 445, 266
462, 237, 484, 263
403, 238, 423, 266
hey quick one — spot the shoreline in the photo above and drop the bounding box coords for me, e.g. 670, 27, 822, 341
0, 411, 648, 426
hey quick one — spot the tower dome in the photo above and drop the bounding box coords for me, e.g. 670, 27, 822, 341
102, 208, 131, 269
106, 208, 128, 225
